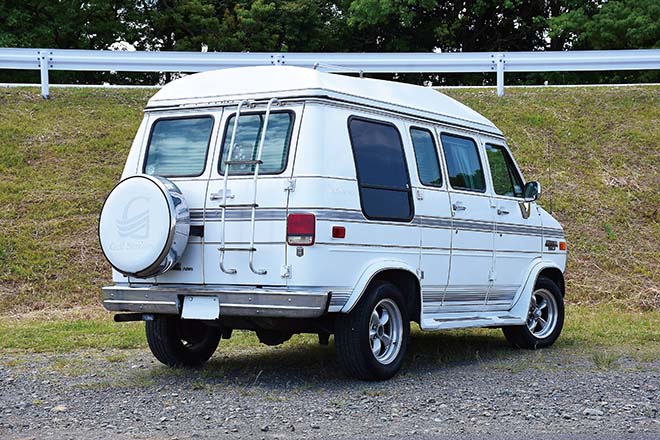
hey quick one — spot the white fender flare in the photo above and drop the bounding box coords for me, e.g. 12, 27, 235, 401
508, 259, 564, 321
340, 260, 420, 313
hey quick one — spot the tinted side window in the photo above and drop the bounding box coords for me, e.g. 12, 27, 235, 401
348, 118, 413, 221
219, 112, 293, 175
410, 127, 442, 187
486, 144, 524, 197
440, 134, 485, 192
144, 117, 213, 177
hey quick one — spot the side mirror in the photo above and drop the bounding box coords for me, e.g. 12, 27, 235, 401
524, 181, 541, 202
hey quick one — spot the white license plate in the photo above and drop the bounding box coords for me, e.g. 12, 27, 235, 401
181, 296, 219, 320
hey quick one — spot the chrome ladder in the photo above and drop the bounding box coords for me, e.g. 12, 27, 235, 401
218, 98, 279, 275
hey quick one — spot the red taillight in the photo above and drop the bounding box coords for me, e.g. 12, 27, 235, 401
287, 213, 315, 246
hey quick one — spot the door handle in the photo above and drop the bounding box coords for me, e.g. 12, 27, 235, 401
210, 189, 235, 200
497, 208, 510, 215
452, 203, 466, 211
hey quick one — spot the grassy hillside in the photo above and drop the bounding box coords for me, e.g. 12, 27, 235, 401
0, 85, 658, 314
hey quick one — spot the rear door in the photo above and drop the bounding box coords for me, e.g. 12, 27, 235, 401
203, 102, 303, 286
438, 130, 494, 311
141, 110, 223, 285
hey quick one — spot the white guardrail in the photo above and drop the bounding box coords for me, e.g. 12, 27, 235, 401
1, 47, 659, 98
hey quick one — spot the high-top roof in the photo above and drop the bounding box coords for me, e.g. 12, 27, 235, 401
147, 66, 500, 134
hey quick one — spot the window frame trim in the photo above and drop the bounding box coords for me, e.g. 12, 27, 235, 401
142, 114, 216, 178
409, 125, 444, 189
347, 115, 415, 223
217, 109, 296, 176
439, 131, 488, 194
485, 142, 526, 200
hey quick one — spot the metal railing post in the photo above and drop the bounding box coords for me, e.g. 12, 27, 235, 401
496, 53, 505, 97
37, 50, 51, 99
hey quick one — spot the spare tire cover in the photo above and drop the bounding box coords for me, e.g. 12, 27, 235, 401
99, 174, 190, 278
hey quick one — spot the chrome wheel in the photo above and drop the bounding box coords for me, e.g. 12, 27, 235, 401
369, 298, 403, 365
503, 277, 564, 350
527, 288, 558, 339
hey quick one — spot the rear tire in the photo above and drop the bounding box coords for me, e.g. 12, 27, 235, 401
146, 317, 221, 367
502, 276, 564, 349
335, 281, 409, 381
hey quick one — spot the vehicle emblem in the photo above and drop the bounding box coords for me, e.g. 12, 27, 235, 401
116, 196, 150, 239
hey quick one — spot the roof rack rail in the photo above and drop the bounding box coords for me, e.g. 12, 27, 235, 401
313, 62, 364, 78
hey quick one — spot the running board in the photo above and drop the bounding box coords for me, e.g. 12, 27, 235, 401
421, 312, 525, 330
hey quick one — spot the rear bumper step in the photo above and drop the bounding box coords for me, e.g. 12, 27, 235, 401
102, 285, 330, 318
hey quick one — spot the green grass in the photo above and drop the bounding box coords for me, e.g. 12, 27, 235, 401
0, 85, 658, 313
0, 315, 145, 352
1, 305, 657, 359
0, 88, 152, 313
2, 305, 656, 385
592, 351, 620, 370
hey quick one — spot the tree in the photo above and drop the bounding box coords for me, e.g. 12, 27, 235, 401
551, 0, 660, 50
0, 0, 144, 83
0, 1, 135, 49
1, 0, 657, 86
136, 0, 345, 52
343, 0, 551, 52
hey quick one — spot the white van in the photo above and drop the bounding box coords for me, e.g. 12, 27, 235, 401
99, 66, 567, 380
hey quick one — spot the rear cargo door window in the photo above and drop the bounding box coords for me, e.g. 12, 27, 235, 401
219, 112, 294, 175
144, 116, 214, 177
440, 133, 486, 192
348, 117, 413, 221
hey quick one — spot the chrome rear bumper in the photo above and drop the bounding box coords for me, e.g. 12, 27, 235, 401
102, 284, 330, 318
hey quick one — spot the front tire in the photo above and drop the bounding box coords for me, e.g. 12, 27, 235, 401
502, 276, 564, 349
146, 317, 221, 367
335, 281, 410, 381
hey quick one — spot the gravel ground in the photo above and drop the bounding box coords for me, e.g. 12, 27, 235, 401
0, 331, 658, 439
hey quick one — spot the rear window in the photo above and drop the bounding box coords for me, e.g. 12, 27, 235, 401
440, 133, 486, 192
348, 117, 413, 221
144, 116, 214, 177
219, 112, 293, 175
